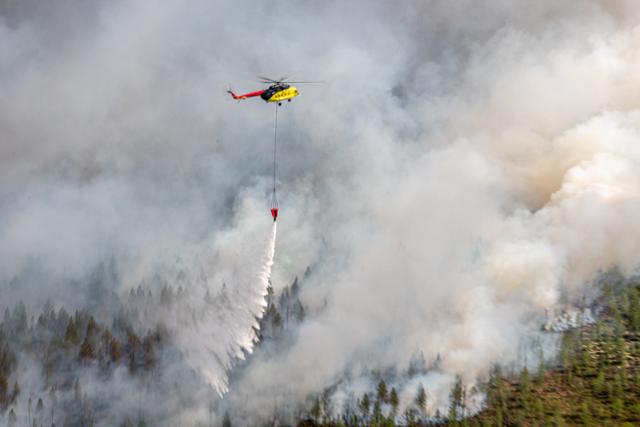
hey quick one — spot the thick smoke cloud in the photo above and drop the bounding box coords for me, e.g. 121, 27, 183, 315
2, 0, 640, 424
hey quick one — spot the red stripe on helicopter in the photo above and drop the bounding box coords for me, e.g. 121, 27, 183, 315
228, 89, 265, 100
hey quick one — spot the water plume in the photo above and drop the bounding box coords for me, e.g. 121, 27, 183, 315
168, 221, 277, 396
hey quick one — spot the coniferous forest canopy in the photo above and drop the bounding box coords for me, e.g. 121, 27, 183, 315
3, 279, 640, 425
3, 0, 640, 426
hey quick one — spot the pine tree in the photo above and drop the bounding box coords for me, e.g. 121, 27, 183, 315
373, 399, 382, 425
222, 411, 232, 427
359, 393, 370, 422
513, 408, 525, 426
109, 337, 123, 362
408, 351, 427, 377
142, 333, 156, 370
0, 344, 15, 375
13, 301, 27, 335
153, 323, 169, 345
612, 397, 624, 419
100, 329, 113, 354
448, 377, 463, 424
311, 397, 321, 423
389, 387, 399, 417
612, 306, 624, 338
272, 309, 283, 329
533, 397, 544, 424
519, 367, 531, 410
79, 337, 94, 360
127, 332, 141, 373
552, 403, 564, 427
7, 408, 16, 427
579, 401, 591, 425
49, 386, 58, 426
160, 285, 173, 306
292, 300, 305, 323
10, 380, 19, 404
536, 353, 546, 385
403, 408, 417, 427
377, 379, 388, 403
416, 384, 427, 416
64, 319, 80, 346
0, 373, 7, 408
86, 316, 98, 338
630, 287, 640, 332
56, 307, 70, 335
613, 371, 624, 398
321, 394, 331, 424
494, 405, 503, 427
616, 337, 627, 368
594, 369, 605, 396
291, 276, 300, 296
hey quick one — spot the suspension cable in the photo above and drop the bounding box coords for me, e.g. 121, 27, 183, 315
272, 104, 278, 207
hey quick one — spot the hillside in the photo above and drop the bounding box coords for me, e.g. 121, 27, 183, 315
466, 282, 640, 427
295, 282, 640, 427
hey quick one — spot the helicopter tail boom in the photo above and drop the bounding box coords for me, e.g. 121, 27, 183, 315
227, 89, 265, 100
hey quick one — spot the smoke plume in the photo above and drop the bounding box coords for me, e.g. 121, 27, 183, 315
2, 0, 640, 424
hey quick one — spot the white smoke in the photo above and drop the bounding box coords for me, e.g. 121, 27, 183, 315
2, 0, 640, 424
223, 8, 640, 421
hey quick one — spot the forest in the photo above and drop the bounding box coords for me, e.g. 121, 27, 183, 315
294, 282, 640, 427
0, 271, 308, 426
2, 279, 640, 426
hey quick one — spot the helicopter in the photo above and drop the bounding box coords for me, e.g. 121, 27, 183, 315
227, 76, 322, 105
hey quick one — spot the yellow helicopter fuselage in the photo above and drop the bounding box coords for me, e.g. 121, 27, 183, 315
266, 86, 299, 103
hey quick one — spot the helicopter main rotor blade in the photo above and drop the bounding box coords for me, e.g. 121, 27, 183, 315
257, 76, 325, 84
258, 76, 280, 83
280, 81, 325, 84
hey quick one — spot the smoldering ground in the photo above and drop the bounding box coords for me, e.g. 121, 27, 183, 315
2, 0, 640, 424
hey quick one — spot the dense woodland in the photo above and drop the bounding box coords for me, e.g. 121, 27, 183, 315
295, 282, 640, 427
467, 282, 640, 427
0, 273, 308, 427
2, 279, 640, 426
0, 295, 169, 425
